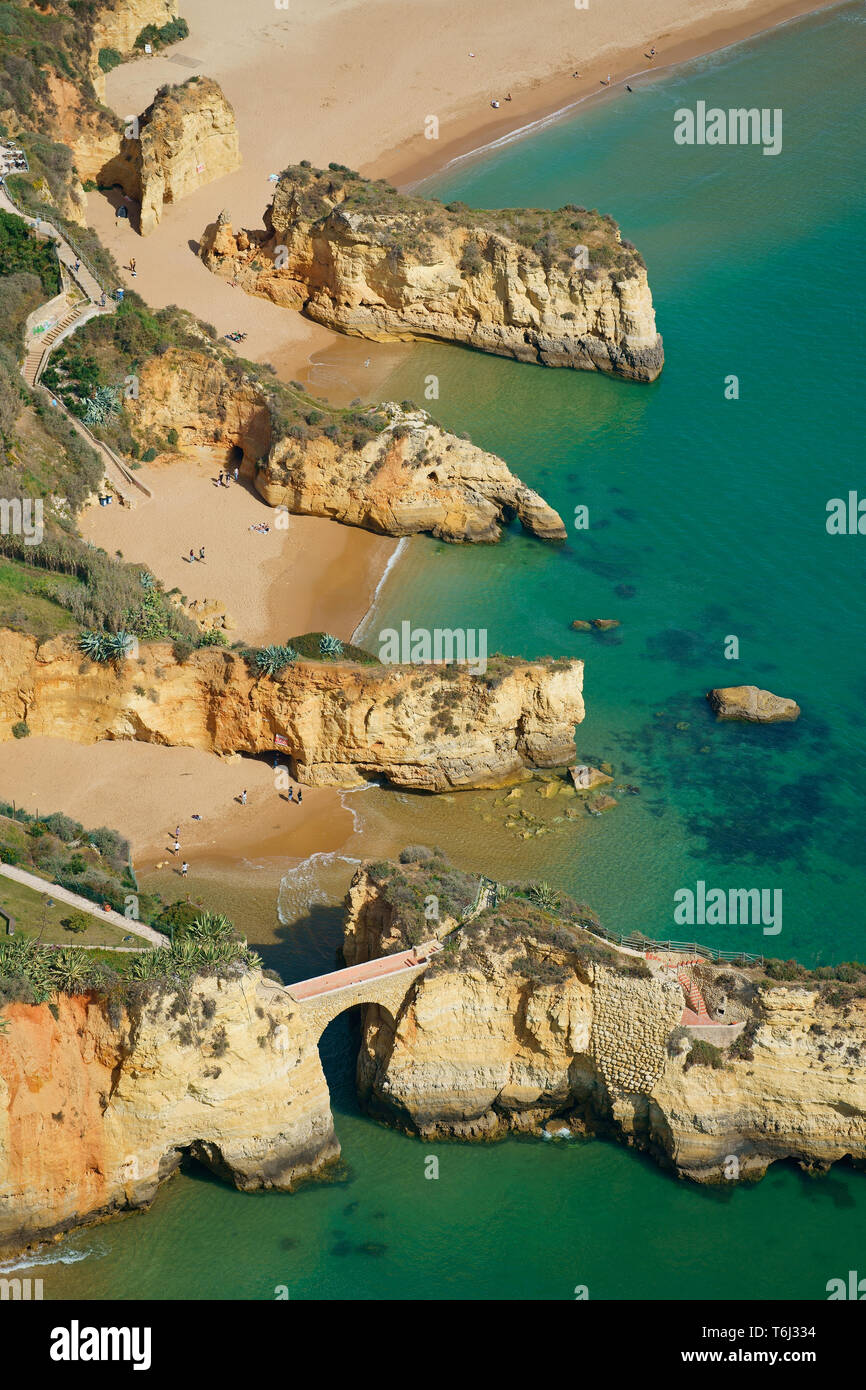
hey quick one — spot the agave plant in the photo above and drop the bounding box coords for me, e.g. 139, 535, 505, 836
528, 880, 561, 912
319, 633, 344, 660
83, 385, 121, 427
255, 644, 297, 677
78, 630, 110, 661
51, 949, 93, 994
139, 571, 156, 591
104, 630, 135, 662
189, 911, 236, 945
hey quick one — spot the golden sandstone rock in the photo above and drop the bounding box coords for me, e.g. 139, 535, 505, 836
0, 973, 338, 1256
346, 867, 866, 1183
0, 631, 585, 791
200, 165, 664, 381
129, 348, 566, 541
707, 685, 800, 722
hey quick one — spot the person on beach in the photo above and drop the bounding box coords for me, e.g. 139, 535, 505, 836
233, 467, 239, 482
199, 546, 205, 562
297, 788, 302, 804
240, 789, 247, 805
188, 549, 195, 563
174, 825, 180, 839
181, 861, 189, 877
287, 787, 294, 802
192, 813, 202, 821
173, 838, 180, 854
217, 471, 223, 486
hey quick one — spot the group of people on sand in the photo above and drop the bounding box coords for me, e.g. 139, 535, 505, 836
249, 521, 270, 534
187, 546, 206, 563
165, 773, 306, 876
170, 816, 202, 877
216, 468, 240, 487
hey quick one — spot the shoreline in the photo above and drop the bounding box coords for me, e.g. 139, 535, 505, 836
369, 0, 842, 187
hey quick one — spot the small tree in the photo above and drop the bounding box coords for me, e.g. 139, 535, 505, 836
62, 911, 89, 935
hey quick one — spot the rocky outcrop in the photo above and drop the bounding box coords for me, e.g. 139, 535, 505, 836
136, 78, 240, 235
707, 686, 800, 722
346, 864, 866, 1182
199, 166, 663, 381
129, 347, 566, 541
0, 969, 337, 1257
0, 632, 585, 791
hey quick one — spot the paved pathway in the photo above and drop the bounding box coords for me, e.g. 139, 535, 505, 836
0, 862, 168, 947
0, 185, 150, 505
288, 941, 442, 1001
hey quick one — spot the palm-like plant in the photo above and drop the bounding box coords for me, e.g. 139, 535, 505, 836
139, 571, 156, 591
189, 911, 236, 945
319, 633, 343, 659
52, 949, 92, 994
104, 630, 135, 662
528, 880, 560, 912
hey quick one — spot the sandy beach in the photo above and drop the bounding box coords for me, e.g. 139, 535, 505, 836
88, 0, 840, 387
79, 455, 397, 648
0, 738, 354, 868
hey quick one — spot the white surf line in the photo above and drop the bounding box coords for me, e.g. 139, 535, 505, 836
0, 863, 168, 947
351, 536, 408, 645
413, 3, 836, 185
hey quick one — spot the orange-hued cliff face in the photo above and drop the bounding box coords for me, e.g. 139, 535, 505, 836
0, 632, 584, 791
127, 348, 566, 542
0, 972, 336, 1257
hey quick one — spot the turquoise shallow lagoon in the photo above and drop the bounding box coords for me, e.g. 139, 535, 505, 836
30, 3, 866, 1299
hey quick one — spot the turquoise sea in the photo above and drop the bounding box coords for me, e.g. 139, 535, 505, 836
25, 2, 866, 1299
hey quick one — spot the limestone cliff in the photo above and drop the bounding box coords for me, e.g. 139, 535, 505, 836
0, 969, 336, 1256
0, 632, 584, 791
129, 347, 566, 541
90, 0, 181, 91
346, 863, 866, 1183
199, 166, 663, 381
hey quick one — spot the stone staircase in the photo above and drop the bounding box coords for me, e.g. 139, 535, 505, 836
23, 299, 87, 387
676, 965, 711, 1023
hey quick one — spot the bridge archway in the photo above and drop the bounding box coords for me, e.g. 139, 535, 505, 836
315, 1000, 398, 1129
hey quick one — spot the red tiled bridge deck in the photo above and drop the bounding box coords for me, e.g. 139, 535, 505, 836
287, 942, 442, 1001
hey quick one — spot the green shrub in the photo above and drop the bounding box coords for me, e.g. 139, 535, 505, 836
11, 721, 29, 739
61, 910, 89, 934
684, 1040, 726, 1071
98, 47, 123, 73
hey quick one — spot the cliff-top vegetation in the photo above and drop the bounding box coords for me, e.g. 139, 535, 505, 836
0, 909, 262, 1013
362, 850, 648, 986
274, 162, 647, 280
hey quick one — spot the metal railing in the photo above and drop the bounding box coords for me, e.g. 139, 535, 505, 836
0, 181, 114, 298
584, 920, 764, 966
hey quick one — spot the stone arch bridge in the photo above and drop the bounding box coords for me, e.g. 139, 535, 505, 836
280, 942, 442, 1038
